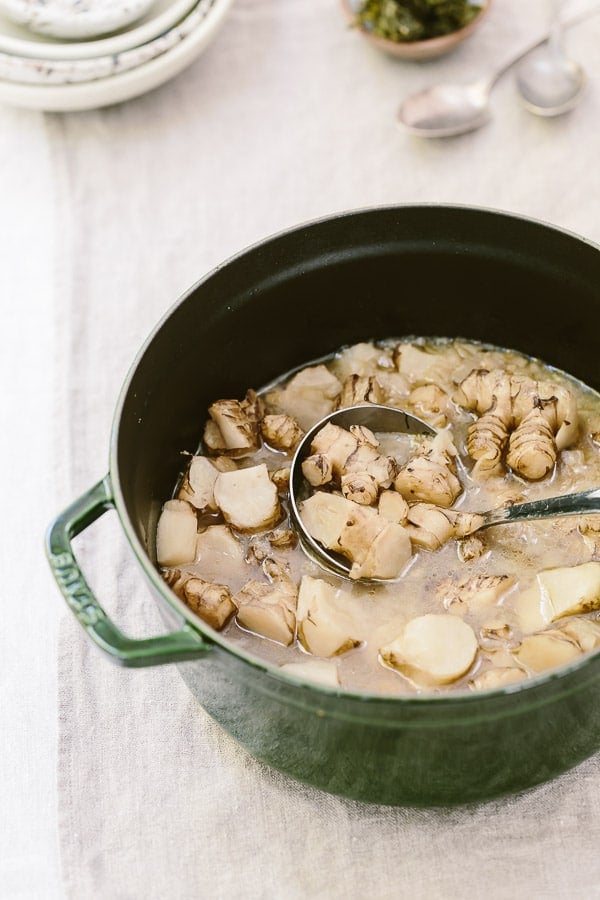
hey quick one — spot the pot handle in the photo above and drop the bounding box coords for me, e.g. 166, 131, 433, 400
45, 476, 212, 667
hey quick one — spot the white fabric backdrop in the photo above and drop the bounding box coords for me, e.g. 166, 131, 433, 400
3, 0, 600, 896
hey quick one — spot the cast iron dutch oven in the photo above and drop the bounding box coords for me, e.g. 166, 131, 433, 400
46, 204, 600, 807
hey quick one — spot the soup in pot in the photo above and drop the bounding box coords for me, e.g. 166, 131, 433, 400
155, 337, 600, 695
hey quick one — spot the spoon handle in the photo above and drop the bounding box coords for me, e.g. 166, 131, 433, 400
485, 2, 600, 90
480, 487, 600, 529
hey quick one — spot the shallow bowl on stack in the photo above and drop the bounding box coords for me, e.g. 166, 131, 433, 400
0, 0, 233, 111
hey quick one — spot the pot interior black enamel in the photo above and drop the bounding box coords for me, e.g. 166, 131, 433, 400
59, 206, 600, 806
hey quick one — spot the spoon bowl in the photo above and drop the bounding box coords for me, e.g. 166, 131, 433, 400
516, 47, 585, 116
398, 79, 490, 137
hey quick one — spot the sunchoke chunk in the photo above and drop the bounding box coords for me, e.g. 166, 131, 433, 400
266, 364, 341, 431
207, 390, 263, 454
437, 573, 516, 615
178, 455, 220, 510
405, 504, 484, 551
279, 659, 340, 688
196, 524, 243, 561
537, 561, 600, 620
337, 374, 383, 407
380, 614, 478, 687
213, 464, 281, 532
234, 577, 298, 646
558, 616, 600, 652
378, 489, 409, 524
470, 667, 526, 691
163, 569, 236, 631
514, 630, 582, 673
408, 383, 449, 428
393, 431, 461, 507
296, 576, 360, 657
260, 413, 304, 453
156, 499, 197, 566
299, 492, 412, 580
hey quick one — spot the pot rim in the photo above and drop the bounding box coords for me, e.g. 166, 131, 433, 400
108, 201, 600, 705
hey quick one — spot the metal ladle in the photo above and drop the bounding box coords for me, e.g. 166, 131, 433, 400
397, 4, 597, 138
289, 404, 600, 581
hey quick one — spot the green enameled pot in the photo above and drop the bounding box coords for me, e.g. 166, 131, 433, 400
46, 204, 600, 807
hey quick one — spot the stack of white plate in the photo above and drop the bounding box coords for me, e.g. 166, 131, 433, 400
0, 0, 233, 111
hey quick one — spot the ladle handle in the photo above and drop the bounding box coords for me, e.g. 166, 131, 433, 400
45, 476, 212, 667
481, 487, 600, 529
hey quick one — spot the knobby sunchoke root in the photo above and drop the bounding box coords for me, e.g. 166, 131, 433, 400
453, 368, 578, 480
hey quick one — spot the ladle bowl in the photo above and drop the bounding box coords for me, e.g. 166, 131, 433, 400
289, 404, 600, 582
289, 404, 436, 580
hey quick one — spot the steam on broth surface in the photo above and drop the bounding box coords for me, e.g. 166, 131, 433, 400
155, 337, 600, 695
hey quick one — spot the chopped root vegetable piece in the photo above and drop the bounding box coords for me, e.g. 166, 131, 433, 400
196, 524, 243, 562
156, 499, 197, 566
234, 578, 297, 646
212, 455, 238, 472
341, 471, 379, 505
302, 453, 333, 487
271, 466, 291, 493
208, 395, 261, 453
299, 492, 412, 579
266, 528, 298, 550
333, 342, 394, 380
337, 374, 383, 407
163, 569, 236, 631
470, 667, 526, 691
351, 523, 412, 580
279, 659, 340, 688
408, 383, 449, 428
394, 432, 461, 507
405, 504, 483, 551
514, 630, 582, 673
558, 616, 600, 652
394, 343, 440, 381
437, 573, 516, 614
203, 419, 228, 455
537, 562, 600, 620
213, 464, 281, 532
457, 533, 487, 562
180, 579, 235, 630
296, 576, 360, 657
380, 614, 478, 686
309, 422, 360, 474
266, 364, 341, 431
378, 489, 409, 524
260, 413, 304, 453
299, 491, 352, 550
178, 455, 219, 510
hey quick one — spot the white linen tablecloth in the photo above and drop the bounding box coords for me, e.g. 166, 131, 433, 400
3, 0, 600, 897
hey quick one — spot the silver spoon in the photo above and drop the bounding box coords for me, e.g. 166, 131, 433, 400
289, 404, 600, 581
398, 5, 597, 138
516, 0, 586, 116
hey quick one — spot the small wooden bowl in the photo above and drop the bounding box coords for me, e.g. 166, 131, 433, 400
341, 0, 492, 61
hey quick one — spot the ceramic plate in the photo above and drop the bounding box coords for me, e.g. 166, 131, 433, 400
0, 0, 216, 85
0, 0, 198, 59
0, 0, 156, 39
0, 0, 232, 109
